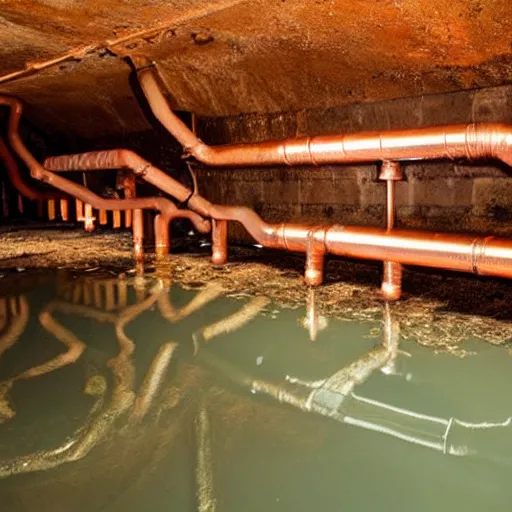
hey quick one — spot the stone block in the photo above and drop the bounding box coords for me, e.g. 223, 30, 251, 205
411, 178, 473, 207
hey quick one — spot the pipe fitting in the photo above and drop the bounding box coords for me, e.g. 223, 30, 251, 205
305, 228, 327, 286
379, 160, 403, 181
381, 261, 403, 301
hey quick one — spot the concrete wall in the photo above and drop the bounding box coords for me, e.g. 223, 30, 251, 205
197, 85, 512, 242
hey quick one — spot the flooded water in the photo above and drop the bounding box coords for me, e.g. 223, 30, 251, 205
1, 269, 512, 511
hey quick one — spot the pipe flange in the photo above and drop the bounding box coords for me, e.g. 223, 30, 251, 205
379, 161, 403, 181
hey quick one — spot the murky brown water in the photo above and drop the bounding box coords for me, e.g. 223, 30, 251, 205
1, 270, 512, 511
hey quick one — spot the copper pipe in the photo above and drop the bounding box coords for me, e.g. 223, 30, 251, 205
0, 136, 62, 202
41, 141, 512, 287
48, 199, 56, 221
45, 149, 206, 221
44, 149, 211, 236
98, 209, 108, 225
379, 161, 403, 301
113, 209, 121, 229
75, 199, 84, 221
1, 96, 209, 258
133, 208, 144, 263
119, 172, 136, 229
83, 203, 95, 232
138, 68, 512, 168
60, 199, 69, 221
17, 194, 23, 214
211, 219, 228, 265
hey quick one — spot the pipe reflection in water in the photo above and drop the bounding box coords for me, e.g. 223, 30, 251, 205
299, 288, 328, 342
158, 282, 224, 324
0, 295, 29, 422
195, 403, 217, 512
131, 342, 178, 423
193, 295, 270, 346
0, 374, 107, 478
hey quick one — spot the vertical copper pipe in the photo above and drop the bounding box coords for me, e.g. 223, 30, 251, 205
60, 199, 69, 221
47, 199, 56, 220
133, 209, 144, 263
83, 204, 95, 232
379, 161, 403, 301
113, 210, 121, 229
98, 209, 108, 225
122, 173, 136, 229
154, 214, 170, 257
17, 194, 23, 214
76, 199, 84, 222
212, 219, 228, 265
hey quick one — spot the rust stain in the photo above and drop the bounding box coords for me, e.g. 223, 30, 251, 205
0, 0, 511, 137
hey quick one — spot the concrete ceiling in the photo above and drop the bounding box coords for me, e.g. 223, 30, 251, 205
0, 0, 511, 138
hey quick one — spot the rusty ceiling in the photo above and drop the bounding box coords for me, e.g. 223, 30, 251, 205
0, 0, 511, 139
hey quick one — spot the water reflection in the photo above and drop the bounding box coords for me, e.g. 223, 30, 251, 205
1, 273, 512, 509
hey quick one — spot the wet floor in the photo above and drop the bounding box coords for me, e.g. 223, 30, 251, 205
1, 269, 512, 511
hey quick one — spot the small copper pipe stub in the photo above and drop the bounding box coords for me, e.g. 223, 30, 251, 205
212, 219, 228, 265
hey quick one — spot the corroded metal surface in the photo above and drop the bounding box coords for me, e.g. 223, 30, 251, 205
1, 0, 512, 137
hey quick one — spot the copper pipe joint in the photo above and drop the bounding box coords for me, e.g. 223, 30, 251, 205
381, 261, 403, 301
212, 219, 228, 265
305, 228, 327, 286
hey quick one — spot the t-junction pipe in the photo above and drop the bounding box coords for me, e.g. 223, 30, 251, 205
0, 96, 210, 260
138, 67, 512, 169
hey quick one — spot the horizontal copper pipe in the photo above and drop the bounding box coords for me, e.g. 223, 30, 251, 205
44, 148, 210, 234
0, 136, 61, 202
138, 68, 512, 168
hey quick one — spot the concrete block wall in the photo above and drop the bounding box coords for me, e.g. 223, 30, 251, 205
197, 85, 512, 242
